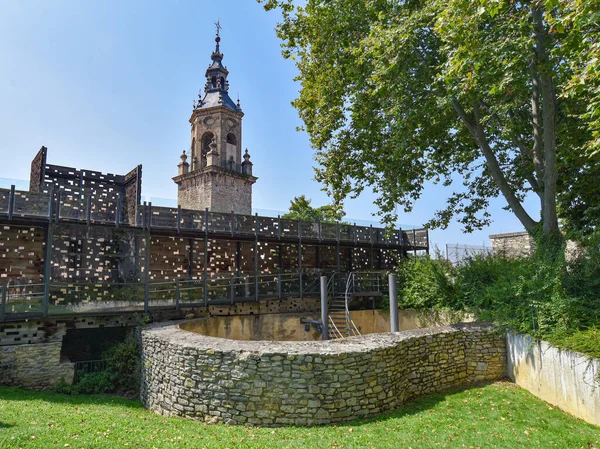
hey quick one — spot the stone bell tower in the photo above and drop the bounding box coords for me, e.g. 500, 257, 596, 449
173, 26, 257, 215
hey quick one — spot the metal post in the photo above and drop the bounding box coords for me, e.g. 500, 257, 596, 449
425, 229, 430, 255
203, 208, 209, 307
144, 231, 150, 314
230, 274, 235, 305
47, 188, 54, 220
42, 220, 54, 317
7, 185, 15, 220
298, 220, 303, 298
148, 202, 153, 229
254, 213, 259, 301
369, 225, 374, 270
335, 222, 340, 273
115, 193, 122, 228
318, 219, 322, 241
177, 205, 182, 233
277, 215, 281, 239
175, 280, 180, 311
86, 192, 92, 226
277, 274, 282, 300
55, 189, 62, 224
230, 210, 234, 236
142, 202, 147, 230
413, 229, 417, 257
0, 285, 7, 322
388, 273, 399, 332
320, 276, 328, 341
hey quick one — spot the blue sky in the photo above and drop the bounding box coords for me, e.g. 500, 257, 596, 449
0, 0, 538, 251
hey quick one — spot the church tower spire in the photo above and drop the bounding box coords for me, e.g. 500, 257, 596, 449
173, 24, 257, 216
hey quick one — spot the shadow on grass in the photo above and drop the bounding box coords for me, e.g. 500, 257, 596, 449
0, 380, 509, 427
0, 386, 143, 410
328, 380, 508, 429
0, 421, 15, 429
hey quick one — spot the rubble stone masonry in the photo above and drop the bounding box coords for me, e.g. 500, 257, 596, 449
140, 322, 507, 426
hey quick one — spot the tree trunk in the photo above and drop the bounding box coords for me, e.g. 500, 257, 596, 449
532, 4, 560, 242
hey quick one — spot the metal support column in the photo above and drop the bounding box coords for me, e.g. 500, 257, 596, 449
175, 280, 180, 311
115, 192, 122, 227
0, 285, 7, 322
254, 213, 259, 302
335, 222, 340, 273
298, 220, 303, 298
42, 218, 55, 317
369, 225, 374, 270
85, 192, 91, 226
7, 185, 15, 220
203, 208, 209, 307
388, 273, 399, 332
413, 228, 417, 257
144, 230, 151, 314
320, 276, 328, 341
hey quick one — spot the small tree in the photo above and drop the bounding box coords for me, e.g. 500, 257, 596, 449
282, 195, 345, 223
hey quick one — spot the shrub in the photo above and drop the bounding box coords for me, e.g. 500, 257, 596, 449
102, 336, 140, 394
396, 233, 600, 358
54, 336, 140, 396
396, 255, 456, 310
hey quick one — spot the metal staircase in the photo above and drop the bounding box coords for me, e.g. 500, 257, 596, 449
327, 273, 361, 339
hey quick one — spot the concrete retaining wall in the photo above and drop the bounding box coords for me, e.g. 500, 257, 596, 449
179, 310, 471, 342
507, 331, 600, 427
141, 322, 506, 426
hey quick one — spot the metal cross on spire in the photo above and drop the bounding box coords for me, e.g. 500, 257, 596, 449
214, 19, 222, 36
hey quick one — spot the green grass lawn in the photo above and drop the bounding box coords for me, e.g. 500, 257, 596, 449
1, 381, 598, 449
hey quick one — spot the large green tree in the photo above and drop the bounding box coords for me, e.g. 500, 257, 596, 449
262, 0, 598, 241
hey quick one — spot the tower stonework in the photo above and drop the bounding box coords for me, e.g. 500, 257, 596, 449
173, 30, 257, 215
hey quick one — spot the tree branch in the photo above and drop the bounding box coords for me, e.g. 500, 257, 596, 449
451, 98, 539, 232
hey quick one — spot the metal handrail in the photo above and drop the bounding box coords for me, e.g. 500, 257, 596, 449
344, 272, 361, 337
328, 315, 344, 339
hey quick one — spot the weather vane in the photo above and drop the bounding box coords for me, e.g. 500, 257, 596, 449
214, 19, 222, 36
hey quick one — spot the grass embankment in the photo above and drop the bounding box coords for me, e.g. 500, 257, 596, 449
1, 381, 598, 449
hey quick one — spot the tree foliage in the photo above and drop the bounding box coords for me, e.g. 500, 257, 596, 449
262, 0, 599, 240
281, 194, 345, 223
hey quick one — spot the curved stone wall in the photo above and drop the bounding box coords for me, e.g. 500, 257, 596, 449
140, 322, 506, 426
